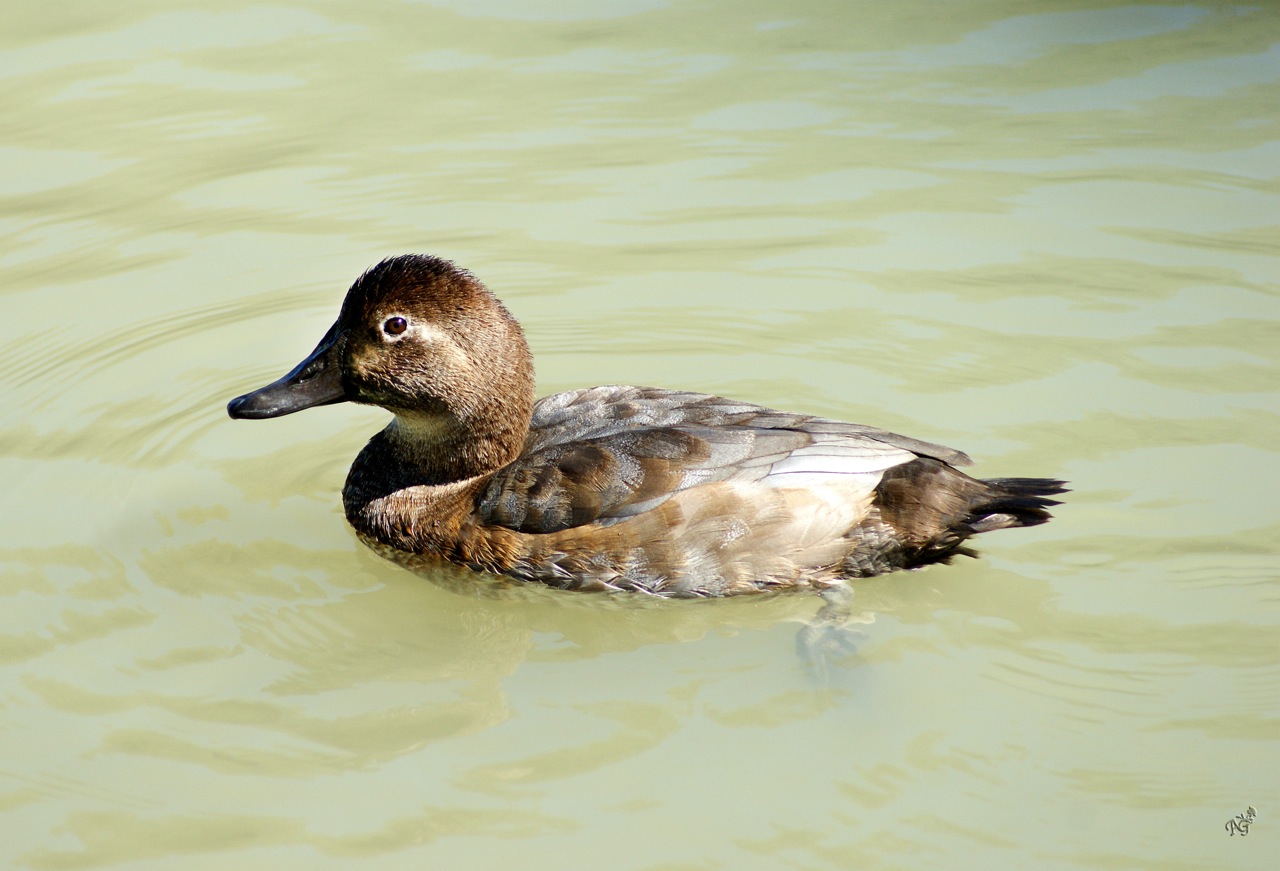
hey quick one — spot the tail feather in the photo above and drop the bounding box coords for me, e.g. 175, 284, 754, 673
966, 477, 1068, 532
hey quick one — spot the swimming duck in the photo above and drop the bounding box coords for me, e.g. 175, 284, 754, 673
227, 254, 1065, 597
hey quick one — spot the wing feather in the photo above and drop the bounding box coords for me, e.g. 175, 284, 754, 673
478, 385, 967, 534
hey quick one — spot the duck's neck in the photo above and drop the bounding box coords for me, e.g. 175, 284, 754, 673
387, 409, 523, 483
341, 406, 528, 555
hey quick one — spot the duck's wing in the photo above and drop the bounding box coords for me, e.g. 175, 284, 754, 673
478, 386, 970, 534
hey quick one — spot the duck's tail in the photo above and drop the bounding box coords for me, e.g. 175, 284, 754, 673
965, 476, 1068, 533
869, 460, 1067, 572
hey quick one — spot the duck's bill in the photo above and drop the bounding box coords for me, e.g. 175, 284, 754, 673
226, 324, 350, 420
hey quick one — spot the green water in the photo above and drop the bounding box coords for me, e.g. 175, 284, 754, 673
2, 1, 1277, 868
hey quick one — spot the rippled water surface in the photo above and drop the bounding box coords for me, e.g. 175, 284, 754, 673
2, 1, 1277, 868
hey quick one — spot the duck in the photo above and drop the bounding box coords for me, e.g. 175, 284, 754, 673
227, 254, 1065, 598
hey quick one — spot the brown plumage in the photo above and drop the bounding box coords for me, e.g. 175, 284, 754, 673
228, 254, 1066, 597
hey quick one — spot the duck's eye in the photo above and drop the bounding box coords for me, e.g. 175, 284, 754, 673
383, 317, 408, 336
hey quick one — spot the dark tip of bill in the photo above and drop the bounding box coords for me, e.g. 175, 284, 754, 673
226, 392, 269, 419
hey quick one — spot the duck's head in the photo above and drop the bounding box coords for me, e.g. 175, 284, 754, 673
228, 254, 535, 474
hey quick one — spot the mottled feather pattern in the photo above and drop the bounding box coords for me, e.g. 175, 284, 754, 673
502, 478, 874, 596
480, 386, 952, 535
455, 386, 1004, 595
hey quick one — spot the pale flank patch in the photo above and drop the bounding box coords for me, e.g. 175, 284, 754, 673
763, 442, 913, 484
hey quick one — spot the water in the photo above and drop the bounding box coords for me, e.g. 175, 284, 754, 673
2, 1, 1277, 868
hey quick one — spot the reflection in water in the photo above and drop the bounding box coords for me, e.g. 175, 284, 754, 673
1, 0, 1277, 868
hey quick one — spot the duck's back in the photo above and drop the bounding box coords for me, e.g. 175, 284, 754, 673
479, 386, 955, 531
469, 386, 1059, 596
